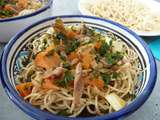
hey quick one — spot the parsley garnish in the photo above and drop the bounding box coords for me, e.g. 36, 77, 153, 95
101, 73, 111, 85
95, 54, 101, 63
112, 72, 120, 79
0, 10, 15, 17
0, 0, 6, 6
66, 39, 80, 53
60, 53, 67, 61
56, 71, 74, 87
56, 32, 66, 41
105, 51, 123, 65
63, 62, 71, 70
99, 42, 110, 56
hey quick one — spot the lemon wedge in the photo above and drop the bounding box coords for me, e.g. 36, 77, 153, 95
105, 93, 126, 111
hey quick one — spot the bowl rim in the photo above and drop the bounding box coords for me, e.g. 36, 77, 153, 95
0, 15, 157, 120
0, 0, 53, 22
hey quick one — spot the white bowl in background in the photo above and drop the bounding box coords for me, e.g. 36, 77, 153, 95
0, 0, 53, 43
78, 0, 160, 36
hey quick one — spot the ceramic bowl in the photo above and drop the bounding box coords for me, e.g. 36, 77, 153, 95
0, 0, 53, 42
0, 15, 157, 120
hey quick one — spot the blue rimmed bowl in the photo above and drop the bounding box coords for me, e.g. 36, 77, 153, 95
0, 15, 157, 120
0, 0, 53, 43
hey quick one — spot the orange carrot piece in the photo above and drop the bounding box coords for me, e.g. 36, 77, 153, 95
16, 82, 33, 97
68, 52, 78, 60
66, 30, 77, 40
3, 4, 14, 11
35, 52, 60, 70
17, 0, 28, 9
42, 78, 59, 90
35, 44, 60, 69
90, 79, 104, 89
95, 42, 101, 50
82, 52, 92, 69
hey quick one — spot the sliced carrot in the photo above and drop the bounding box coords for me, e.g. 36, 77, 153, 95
68, 52, 78, 60
16, 82, 33, 97
90, 79, 104, 89
3, 4, 14, 11
95, 42, 101, 50
82, 52, 92, 69
17, 0, 28, 9
35, 44, 60, 69
66, 30, 77, 40
35, 52, 60, 70
42, 78, 59, 90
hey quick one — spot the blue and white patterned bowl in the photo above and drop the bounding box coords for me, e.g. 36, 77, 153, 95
0, 0, 53, 42
0, 15, 157, 120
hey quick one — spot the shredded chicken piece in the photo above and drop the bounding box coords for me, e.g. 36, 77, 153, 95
73, 63, 83, 106
71, 58, 79, 65
100, 58, 109, 66
91, 60, 98, 69
77, 44, 94, 53
43, 67, 64, 79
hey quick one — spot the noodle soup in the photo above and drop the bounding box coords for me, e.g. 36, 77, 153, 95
0, 0, 47, 19
15, 18, 143, 117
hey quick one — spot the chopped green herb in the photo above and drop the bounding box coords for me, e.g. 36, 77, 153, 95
66, 39, 80, 53
63, 62, 71, 69
105, 51, 123, 65
101, 73, 111, 85
0, 0, 6, 6
56, 32, 67, 41
0, 10, 15, 17
63, 71, 74, 84
109, 39, 112, 46
112, 72, 120, 79
95, 54, 101, 63
0, 0, 16, 6
99, 42, 110, 56
60, 53, 67, 61
56, 71, 74, 87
